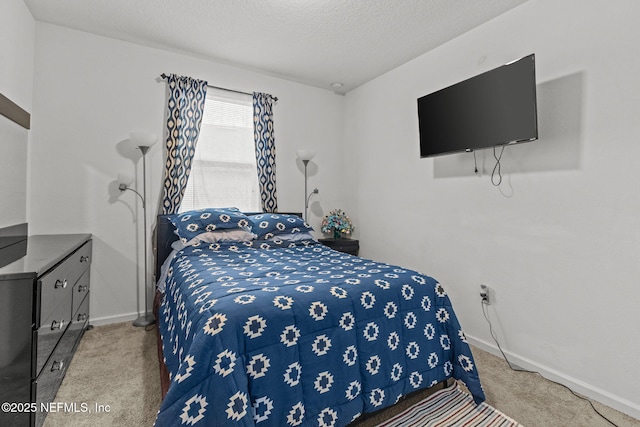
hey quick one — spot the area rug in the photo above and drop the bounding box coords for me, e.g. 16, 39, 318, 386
375, 381, 522, 427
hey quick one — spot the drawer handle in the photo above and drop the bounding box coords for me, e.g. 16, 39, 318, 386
51, 319, 65, 330
77, 313, 88, 322
54, 279, 68, 289
78, 285, 88, 292
80, 255, 90, 263
51, 359, 64, 372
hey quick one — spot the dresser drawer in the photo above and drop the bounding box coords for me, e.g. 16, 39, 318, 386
35, 324, 76, 427
36, 297, 72, 376
34, 293, 89, 426
72, 270, 90, 316
38, 241, 92, 326
73, 291, 90, 327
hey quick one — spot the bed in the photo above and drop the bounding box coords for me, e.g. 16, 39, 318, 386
153, 209, 484, 427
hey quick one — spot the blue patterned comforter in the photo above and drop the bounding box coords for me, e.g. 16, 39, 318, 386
156, 239, 484, 426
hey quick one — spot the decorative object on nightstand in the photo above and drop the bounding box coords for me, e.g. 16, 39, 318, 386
319, 209, 359, 255
321, 208, 354, 239
118, 131, 157, 327
296, 149, 319, 222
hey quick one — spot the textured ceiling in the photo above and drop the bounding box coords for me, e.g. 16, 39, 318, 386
23, 0, 527, 93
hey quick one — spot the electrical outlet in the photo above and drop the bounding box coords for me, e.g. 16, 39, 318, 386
480, 284, 490, 304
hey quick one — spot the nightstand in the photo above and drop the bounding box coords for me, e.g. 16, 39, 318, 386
318, 238, 359, 256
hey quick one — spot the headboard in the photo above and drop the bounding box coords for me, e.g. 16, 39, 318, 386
154, 212, 303, 284
155, 214, 177, 282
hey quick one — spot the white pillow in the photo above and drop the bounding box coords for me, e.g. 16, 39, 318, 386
268, 232, 316, 242
189, 229, 257, 244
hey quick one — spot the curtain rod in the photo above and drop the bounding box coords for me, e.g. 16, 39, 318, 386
160, 73, 278, 102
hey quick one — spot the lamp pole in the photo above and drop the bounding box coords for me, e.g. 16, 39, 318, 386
302, 159, 310, 221
119, 132, 157, 328
132, 145, 155, 327
296, 150, 318, 223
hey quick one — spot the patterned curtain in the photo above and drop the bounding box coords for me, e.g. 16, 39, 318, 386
253, 92, 278, 213
160, 74, 208, 214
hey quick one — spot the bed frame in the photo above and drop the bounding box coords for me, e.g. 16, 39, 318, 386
154, 214, 178, 282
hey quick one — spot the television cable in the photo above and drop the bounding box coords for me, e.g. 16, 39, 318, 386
481, 301, 619, 426
473, 150, 478, 174
491, 145, 505, 186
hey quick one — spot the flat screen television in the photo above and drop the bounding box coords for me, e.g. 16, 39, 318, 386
418, 54, 538, 158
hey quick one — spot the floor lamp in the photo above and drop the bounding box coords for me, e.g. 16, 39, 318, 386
118, 131, 157, 327
296, 149, 319, 222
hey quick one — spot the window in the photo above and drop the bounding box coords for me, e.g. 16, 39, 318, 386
179, 88, 261, 212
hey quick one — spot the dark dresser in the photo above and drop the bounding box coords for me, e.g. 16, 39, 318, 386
318, 237, 360, 256
0, 234, 92, 427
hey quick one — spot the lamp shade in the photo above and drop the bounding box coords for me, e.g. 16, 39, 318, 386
117, 172, 134, 186
296, 149, 315, 161
129, 131, 158, 148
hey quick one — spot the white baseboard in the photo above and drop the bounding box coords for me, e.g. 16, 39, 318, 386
89, 312, 140, 326
466, 334, 640, 421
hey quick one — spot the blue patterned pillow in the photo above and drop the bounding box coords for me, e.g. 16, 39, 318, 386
169, 208, 252, 242
249, 213, 313, 239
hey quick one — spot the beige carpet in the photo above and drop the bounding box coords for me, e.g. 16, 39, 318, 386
44, 322, 640, 427
43, 323, 161, 427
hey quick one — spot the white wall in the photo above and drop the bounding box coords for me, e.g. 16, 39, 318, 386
0, 0, 35, 228
29, 23, 345, 324
24, 0, 640, 418
343, 0, 640, 419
